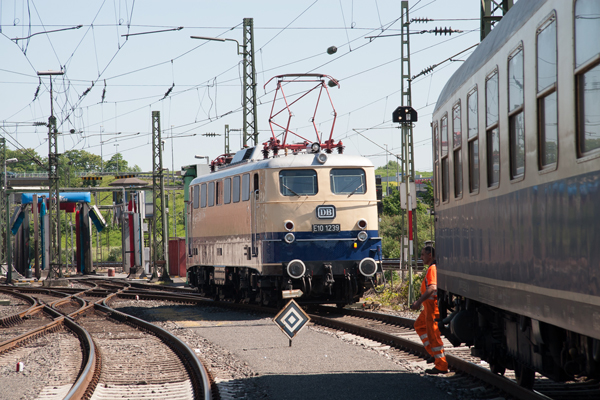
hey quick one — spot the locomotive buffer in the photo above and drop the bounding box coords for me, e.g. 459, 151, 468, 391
273, 299, 311, 347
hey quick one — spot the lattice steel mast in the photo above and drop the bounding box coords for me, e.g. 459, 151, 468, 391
151, 111, 171, 282
242, 18, 258, 147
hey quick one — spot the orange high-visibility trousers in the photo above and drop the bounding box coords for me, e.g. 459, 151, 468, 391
414, 298, 448, 371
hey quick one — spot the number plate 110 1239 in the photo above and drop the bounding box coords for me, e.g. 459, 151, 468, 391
312, 224, 340, 233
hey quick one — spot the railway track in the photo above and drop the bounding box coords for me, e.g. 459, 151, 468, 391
0, 283, 214, 400
106, 284, 599, 400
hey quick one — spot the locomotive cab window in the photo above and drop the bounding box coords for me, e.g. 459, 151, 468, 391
452, 102, 463, 198
486, 69, 500, 187
575, 0, 600, 156
330, 168, 366, 195
537, 14, 558, 168
467, 88, 480, 193
279, 169, 318, 196
508, 45, 525, 179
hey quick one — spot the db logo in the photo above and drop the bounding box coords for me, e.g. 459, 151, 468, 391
316, 205, 336, 219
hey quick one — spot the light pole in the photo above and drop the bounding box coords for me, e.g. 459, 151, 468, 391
4, 158, 17, 284
194, 155, 209, 164
114, 144, 119, 174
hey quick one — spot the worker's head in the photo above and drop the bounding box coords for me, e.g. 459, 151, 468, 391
421, 246, 435, 265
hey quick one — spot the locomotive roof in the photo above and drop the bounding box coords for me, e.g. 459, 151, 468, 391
190, 152, 374, 184
433, 0, 546, 114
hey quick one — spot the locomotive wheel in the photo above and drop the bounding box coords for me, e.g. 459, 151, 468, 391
515, 363, 535, 389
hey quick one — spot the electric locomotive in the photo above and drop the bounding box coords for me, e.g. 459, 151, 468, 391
186, 74, 382, 306
432, 0, 600, 387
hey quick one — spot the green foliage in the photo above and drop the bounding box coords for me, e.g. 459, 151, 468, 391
106, 247, 122, 262
421, 180, 434, 208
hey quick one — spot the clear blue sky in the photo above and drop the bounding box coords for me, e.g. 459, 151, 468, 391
0, 0, 481, 173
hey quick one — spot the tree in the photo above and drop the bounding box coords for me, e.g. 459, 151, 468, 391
421, 180, 434, 209
5, 148, 45, 172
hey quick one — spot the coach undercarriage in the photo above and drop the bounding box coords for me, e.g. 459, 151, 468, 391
438, 292, 600, 388
187, 264, 368, 307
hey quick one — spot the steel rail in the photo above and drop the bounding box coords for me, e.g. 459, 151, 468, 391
97, 298, 215, 400
0, 288, 38, 326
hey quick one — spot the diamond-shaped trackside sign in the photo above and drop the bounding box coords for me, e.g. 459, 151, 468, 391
273, 299, 310, 340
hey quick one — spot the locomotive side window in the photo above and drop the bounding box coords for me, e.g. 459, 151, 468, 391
441, 114, 449, 202
242, 173, 250, 201
208, 181, 215, 207
467, 88, 479, 193
279, 169, 318, 196
575, 0, 600, 156
330, 168, 366, 195
200, 183, 207, 208
486, 70, 500, 187
508, 45, 525, 179
193, 185, 199, 209
233, 176, 240, 203
433, 122, 440, 205
224, 178, 231, 204
216, 180, 222, 205
452, 102, 463, 198
537, 14, 558, 168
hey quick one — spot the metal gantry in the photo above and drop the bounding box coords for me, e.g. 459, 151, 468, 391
480, 0, 514, 40
151, 111, 171, 282
400, 1, 417, 304
242, 18, 258, 147
0, 137, 6, 265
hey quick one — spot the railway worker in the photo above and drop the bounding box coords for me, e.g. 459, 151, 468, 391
410, 246, 448, 374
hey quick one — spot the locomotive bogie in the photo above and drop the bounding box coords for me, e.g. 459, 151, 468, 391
187, 150, 382, 305
432, 0, 600, 384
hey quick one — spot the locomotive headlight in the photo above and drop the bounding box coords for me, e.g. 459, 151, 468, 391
357, 230, 368, 242
284, 220, 295, 231
359, 257, 377, 277
284, 232, 296, 243
287, 259, 306, 279
357, 219, 367, 230
316, 153, 328, 164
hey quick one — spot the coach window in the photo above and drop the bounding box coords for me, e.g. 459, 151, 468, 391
467, 88, 479, 192
279, 169, 318, 196
575, 0, 600, 156
452, 102, 463, 198
508, 45, 525, 179
330, 169, 366, 195
242, 173, 250, 201
233, 175, 241, 203
193, 185, 199, 209
208, 181, 215, 207
200, 183, 207, 208
440, 114, 449, 202
433, 122, 440, 205
486, 70, 500, 187
537, 14, 558, 168
224, 178, 231, 204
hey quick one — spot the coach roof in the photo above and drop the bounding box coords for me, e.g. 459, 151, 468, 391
433, 0, 546, 114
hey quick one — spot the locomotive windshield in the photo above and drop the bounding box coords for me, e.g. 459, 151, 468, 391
279, 169, 318, 196
330, 168, 366, 195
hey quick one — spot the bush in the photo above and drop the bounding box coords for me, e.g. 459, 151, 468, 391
106, 247, 122, 262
